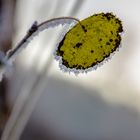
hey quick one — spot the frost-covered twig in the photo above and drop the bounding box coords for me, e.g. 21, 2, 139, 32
7, 17, 80, 61
1, 17, 79, 140
0, 17, 79, 81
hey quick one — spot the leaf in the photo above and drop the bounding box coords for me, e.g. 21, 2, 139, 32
55, 13, 123, 73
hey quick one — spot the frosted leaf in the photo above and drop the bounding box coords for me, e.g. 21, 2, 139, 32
54, 13, 123, 75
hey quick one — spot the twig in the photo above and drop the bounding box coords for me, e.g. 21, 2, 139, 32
6, 17, 80, 61
1, 17, 79, 140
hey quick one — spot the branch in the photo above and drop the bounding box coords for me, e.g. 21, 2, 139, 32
1, 17, 79, 140
0, 17, 79, 82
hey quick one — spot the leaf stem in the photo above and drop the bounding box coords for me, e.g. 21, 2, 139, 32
6, 17, 80, 61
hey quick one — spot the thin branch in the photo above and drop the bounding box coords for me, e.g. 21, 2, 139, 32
6, 17, 80, 61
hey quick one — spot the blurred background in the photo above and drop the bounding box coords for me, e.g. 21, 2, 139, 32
1, 0, 140, 140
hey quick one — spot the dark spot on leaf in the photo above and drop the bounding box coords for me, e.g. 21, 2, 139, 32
57, 36, 66, 56
115, 39, 118, 42
104, 13, 112, 20
77, 65, 83, 69
91, 62, 96, 67
91, 50, 94, 53
81, 25, 87, 32
99, 38, 102, 41
118, 25, 123, 33
76, 43, 82, 48
106, 42, 110, 45
110, 31, 113, 34
62, 59, 69, 67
